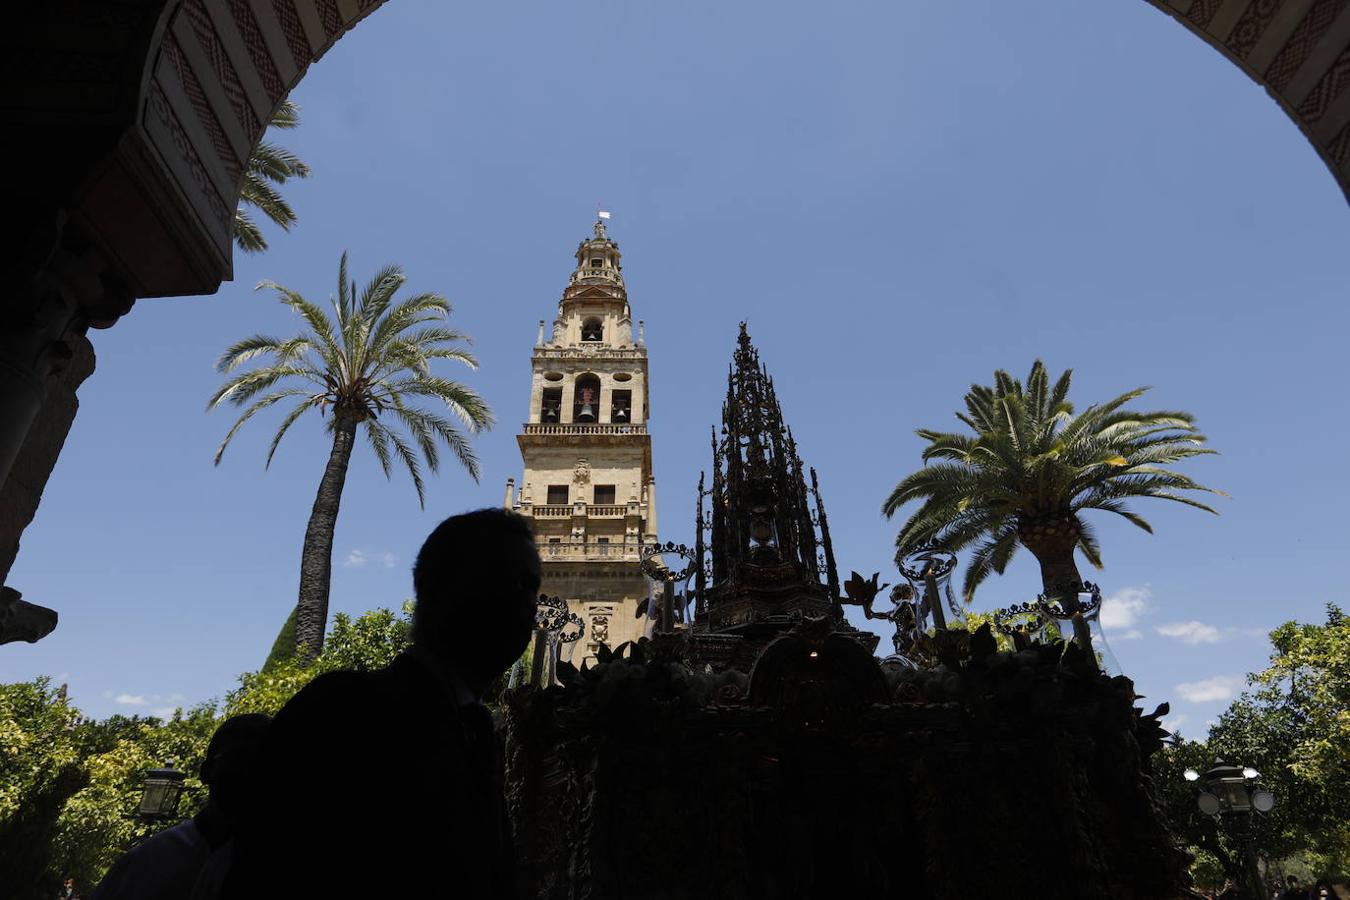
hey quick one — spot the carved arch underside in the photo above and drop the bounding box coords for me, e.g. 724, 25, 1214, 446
1143, 0, 1350, 200
8, 0, 1349, 303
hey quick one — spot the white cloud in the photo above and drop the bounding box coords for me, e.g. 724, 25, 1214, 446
114, 693, 148, 706
1175, 675, 1244, 703
1161, 713, 1187, 734
1100, 586, 1149, 630
150, 707, 178, 718
344, 549, 396, 569
1155, 620, 1223, 644
1114, 628, 1143, 641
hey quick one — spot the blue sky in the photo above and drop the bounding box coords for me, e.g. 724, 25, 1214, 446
3, 0, 1348, 737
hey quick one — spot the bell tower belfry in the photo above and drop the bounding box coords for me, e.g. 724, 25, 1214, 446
506, 217, 656, 661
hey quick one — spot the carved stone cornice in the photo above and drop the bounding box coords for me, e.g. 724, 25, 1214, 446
0, 587, 58, 645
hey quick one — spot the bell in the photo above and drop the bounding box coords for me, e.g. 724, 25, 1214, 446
578, 403, 596, 422
614, 407, 628, 421
544, 406, 559, 421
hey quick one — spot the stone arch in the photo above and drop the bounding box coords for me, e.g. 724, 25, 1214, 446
7, 0, 392, 304
8, 0, 1350, 310
4, 0, 1350, 639
573, 373, 601, 423
580, 316, 604, 342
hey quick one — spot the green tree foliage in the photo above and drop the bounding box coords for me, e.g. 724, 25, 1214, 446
52, 708, 217, 891
209, 254, 492, 658
883, 360, 1220, 603
0, 607, 414, 893
0, 678, 83, 898
1158, 605, 1350, 886
225, 604, 413, 717
261, 605, 299, 673
1255, 604, 1349, 786
233, 99, 311, 254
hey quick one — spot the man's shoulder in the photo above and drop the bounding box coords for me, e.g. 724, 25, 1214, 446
284, 664, 401, 708
264, 667, 401, 743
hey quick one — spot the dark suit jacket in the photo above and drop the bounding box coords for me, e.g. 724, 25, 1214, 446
224, 652, 514, 899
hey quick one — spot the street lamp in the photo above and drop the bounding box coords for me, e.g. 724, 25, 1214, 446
639, 541, 700, 633
1185, 760, 1276, 900
135, 761, 187, 823
530, 594, 584, 687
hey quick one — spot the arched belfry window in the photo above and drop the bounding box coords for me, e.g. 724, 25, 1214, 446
540, 387, 563, 422
574, 374, 601, 423
581, 317, 603, 342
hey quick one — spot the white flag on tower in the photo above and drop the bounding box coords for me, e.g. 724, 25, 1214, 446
597, 210, 612, 220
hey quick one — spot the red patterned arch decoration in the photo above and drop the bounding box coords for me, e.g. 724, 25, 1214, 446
1144, 0, 1350, 204
125, 0, 1350, 300
136, 0, 390, 294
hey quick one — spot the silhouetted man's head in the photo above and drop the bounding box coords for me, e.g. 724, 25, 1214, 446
200, 712, 271, 822
412, 508, 541, 688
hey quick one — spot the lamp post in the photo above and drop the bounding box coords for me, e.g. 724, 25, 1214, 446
1184, 760, 1276, 900
639, 541, 699, 633
896, 547, 960, 632
126, 760, 187, 844
530, 594, 584, 686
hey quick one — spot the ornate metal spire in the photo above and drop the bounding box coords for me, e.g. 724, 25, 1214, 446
697, 324, 836, 633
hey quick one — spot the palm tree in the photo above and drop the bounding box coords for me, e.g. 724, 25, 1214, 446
883, 361, 1220, 608
234, 99, 311, 254
209, 253, 493, 659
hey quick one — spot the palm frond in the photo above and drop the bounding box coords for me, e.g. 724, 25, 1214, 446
960, 525, 1020, 602
212, 388, 310, 465
268, 99, 302, 130
249, 140, 311, 183
264, 396, 323, 468
365, 419, 395, 480
211, 253, 492, 508
216, 334, 287, 373
384, 426, 426, 508
233, 209, 266, 253
232, 99, 308, 253
257, 282, 343, 375
1077, 497, 1154, 533
238, 171, 297, 231
380, 376, 493, 431
208, 365, 320, 409
887, 359, 1220, 601
1076, 518, 1104, 569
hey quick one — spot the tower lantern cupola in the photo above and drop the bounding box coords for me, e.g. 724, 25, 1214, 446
570, 218, 625, 288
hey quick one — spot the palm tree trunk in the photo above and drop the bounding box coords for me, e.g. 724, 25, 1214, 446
1036, 555, 1085, 610
294, 417, 358, 661
1020, 510, 1095, 657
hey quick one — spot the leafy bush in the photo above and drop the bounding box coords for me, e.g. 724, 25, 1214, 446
0, 605, 414, 892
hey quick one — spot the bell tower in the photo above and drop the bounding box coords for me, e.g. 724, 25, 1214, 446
507, 217, 657, 662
